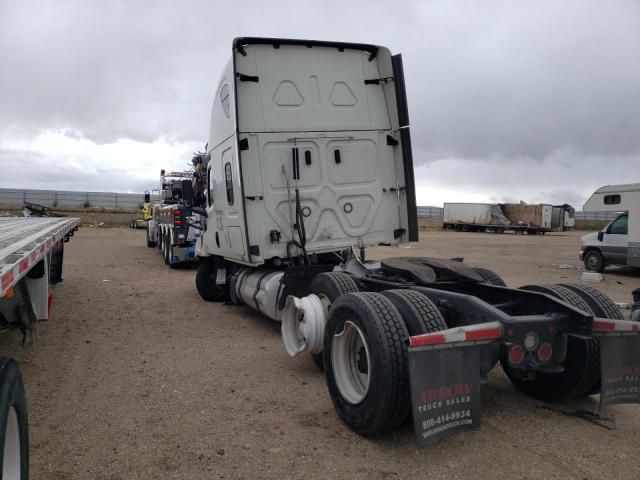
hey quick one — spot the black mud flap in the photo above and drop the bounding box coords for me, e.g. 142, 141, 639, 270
409, 345, 481, 447
600, 336, 640, 408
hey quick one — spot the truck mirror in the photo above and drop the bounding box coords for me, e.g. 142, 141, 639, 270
144, 192, 150, 203
181, 180, 194, 207
597, 231, 604, 242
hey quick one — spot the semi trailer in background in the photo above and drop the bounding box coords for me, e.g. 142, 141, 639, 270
0, 215, 79, 477
194, 37, 640, 446
580, 183, 639, 272
552, 204, 575, 231
443, 202, 564, 234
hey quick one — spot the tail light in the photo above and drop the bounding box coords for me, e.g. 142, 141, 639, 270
537, 343, 553, 362
173, 210, 182, 226
508, 345, 524, 366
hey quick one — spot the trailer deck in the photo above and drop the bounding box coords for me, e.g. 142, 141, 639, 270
0, 216, 79, 296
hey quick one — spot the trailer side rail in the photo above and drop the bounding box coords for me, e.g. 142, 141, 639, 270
0, 217, 79, 296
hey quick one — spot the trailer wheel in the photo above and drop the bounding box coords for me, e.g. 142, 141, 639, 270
324, 292, 410, 435
473, 267, 507, 287
502, 284, 600, 401
146, 224, 156, 248
307, 272, 359, 371
195, 259, 229, 302
556, 284, 623, 395
0, 358, 29, 480
381, 290, 447, 335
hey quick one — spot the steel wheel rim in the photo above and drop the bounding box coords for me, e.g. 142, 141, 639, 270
3, 406, 21, 480
586, 253, 600, 269
332, 320, 371, 404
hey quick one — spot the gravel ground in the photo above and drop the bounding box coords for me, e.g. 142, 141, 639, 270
2, 228, 639, 479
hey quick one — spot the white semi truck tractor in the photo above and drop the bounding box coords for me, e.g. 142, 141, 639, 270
195, 37, 640, 446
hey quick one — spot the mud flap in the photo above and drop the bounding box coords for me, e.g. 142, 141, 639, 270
600, 336, 640, 408
409, 345, 481, 447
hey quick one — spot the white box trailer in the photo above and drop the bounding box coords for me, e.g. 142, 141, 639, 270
551, 204, 575, 231
580, 183, 640, 271
0, 215, 79, 476
195, 38, 640, 446
443, 203, 510, 232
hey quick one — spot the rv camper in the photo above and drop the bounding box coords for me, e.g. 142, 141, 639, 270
580, 183, 640, 271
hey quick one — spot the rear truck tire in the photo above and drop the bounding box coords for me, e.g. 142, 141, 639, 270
557, 283, 623, 395
381, 289, 447, 335
324, 292, 410, 435
583, 250, 605, 272
473, 267, 507, 287
559, 284, 623, 320
0, 358, 29, 480
195, 258, 229, 302
146, 224, 156, 248
162, 231, 170, 265
307, 272, 359, 371
502, 284, 600, 401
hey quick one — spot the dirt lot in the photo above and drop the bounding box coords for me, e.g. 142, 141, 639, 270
2, 228, 640, 479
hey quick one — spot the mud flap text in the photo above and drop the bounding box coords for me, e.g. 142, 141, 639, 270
409, 345, 481, 447
600, 336, 640, 408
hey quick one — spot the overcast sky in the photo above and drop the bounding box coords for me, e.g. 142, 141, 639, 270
1, 0, 638, 207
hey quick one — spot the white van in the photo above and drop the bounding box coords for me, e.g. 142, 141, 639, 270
580, 183, 640, 271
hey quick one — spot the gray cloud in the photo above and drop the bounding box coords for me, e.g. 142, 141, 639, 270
0, 0, 638, 202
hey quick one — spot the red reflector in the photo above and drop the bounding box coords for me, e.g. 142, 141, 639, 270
174, 210, 182, 215
593, 320, 615, 331
465, 327, 502, 341
508, 345, 524, 365
537, 342, 552, 362
409, 333, 446, 347
174, 220, 182, 225
46, 290, 54, 321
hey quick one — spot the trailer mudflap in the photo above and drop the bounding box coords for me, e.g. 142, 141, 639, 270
592, 318, 640, 408
408, 343, 481, 447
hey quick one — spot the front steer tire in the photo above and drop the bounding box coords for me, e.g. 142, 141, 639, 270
196, 259, 229, 302
0, 358, 29, 479
583, 250, 605, 273
324, 292, 410, 436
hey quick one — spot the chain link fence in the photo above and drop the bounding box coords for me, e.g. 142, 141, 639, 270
0, 188, 144, 210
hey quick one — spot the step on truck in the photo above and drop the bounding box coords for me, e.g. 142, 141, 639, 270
195, 37, 640, 446
0, 215, 79, 476
146, 166, 205, 267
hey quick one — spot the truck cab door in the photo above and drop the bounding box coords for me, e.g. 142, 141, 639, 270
601, 214, 628, 265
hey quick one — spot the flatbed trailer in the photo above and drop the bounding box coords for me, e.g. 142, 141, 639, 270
443, 222, 547, 234
0, 216, 79, 477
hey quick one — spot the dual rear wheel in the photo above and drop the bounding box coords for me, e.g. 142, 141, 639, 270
317, 278, 448, 435
502, 283, 623, 401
